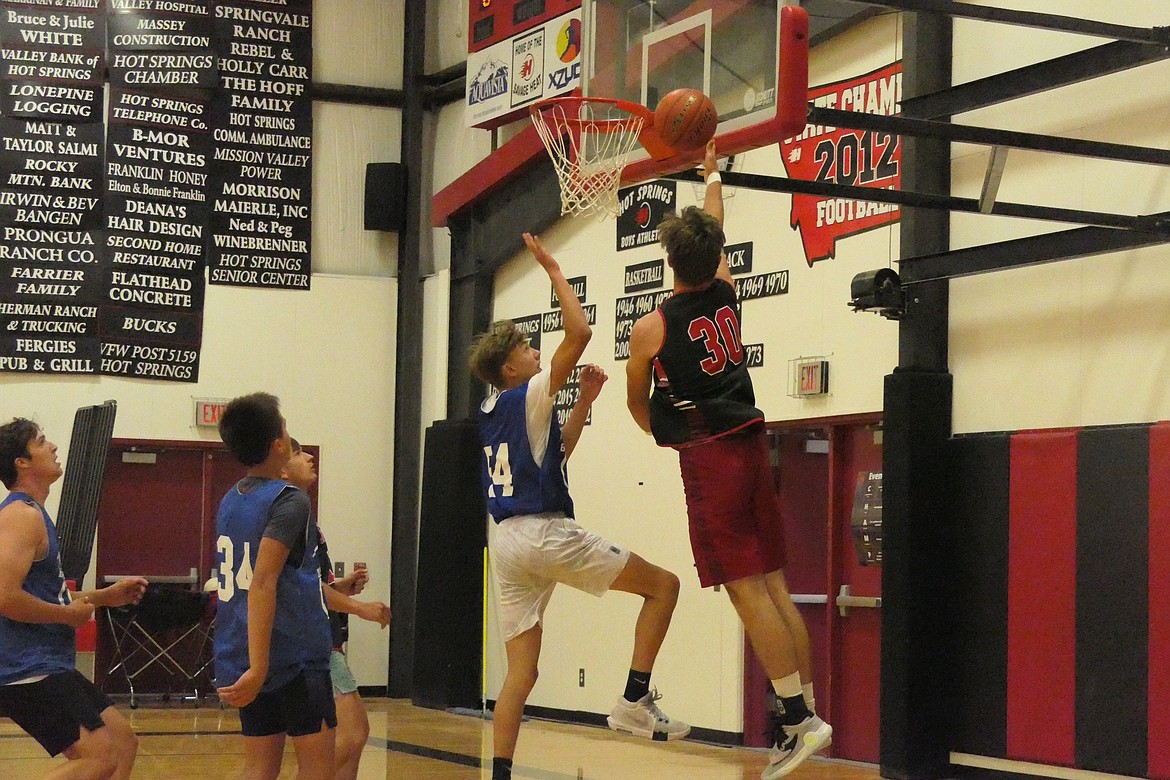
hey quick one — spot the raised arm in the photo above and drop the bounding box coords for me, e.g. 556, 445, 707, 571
626, 313, 664, 434
701, 140, 723, 229
524, 232, 591, 393
561, 364, 606, 458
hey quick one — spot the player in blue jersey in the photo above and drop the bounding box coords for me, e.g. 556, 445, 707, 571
0, 418, 146, 779
626, 142, 832, 779
280, 437, 391, 780
470, 233, 689, 780
214, 393, 336, 780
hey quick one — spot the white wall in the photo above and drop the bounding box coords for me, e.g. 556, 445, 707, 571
949, 0, 1170, 433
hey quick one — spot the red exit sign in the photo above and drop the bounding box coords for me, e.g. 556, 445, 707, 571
194, 398, 228, 428
797, 360, 829, 396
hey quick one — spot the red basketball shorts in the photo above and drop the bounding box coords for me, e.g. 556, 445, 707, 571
677, 430, 787, 587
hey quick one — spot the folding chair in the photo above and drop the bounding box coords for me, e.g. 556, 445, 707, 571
102, 580, 215, 708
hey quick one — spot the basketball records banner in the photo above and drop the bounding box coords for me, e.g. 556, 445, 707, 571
780, 62, 902, 266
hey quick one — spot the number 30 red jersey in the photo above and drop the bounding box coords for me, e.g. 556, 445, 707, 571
649, 279, 764, 448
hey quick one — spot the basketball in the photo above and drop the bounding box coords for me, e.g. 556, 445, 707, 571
653, 88, 718, 151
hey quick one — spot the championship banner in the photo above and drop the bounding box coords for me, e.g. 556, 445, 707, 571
780, 61, 902, 266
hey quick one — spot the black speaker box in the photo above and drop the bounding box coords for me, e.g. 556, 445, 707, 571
364, 162, 406, 232
412, 418, 487, 710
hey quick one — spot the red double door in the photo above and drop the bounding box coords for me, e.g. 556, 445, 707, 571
743, 417, 883, 764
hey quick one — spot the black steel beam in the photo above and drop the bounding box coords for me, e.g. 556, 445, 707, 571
311, 82, 405, 107
810, 107, 1170, 167
898, 215, 1170, 284
903, 40, 1170, 120
669, 169, 1170, 234
855, 0, 1168, 44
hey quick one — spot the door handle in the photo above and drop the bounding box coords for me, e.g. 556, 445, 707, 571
790, 593, 829, 605
837, 584, 881, 616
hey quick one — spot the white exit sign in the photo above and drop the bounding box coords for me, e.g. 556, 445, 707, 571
194, 398, 228, 428
796, 360, 830, 396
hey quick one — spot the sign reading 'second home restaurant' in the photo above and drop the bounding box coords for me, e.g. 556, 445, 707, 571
208, 0, 312, 290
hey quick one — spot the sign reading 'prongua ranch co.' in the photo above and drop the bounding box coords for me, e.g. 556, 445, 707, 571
780, 62, 903, 266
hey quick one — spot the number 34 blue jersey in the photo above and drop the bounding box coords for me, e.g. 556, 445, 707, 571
479, 381, 574, 523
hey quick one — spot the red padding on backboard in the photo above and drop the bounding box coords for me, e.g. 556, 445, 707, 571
1149, 423, 1170, 779
1007, 430, 1077, 766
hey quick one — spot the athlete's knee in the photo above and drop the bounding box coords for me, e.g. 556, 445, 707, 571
656, 569, 680, 603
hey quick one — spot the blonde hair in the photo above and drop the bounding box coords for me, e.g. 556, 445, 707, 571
469, 320, 527, 388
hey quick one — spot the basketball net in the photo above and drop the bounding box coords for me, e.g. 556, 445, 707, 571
530, 97, 651, 219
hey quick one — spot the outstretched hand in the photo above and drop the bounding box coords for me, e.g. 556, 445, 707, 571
103, 577, 148, 608
578, 364, 608, 404
702, 140, 719, 179
523, 232, 559, 275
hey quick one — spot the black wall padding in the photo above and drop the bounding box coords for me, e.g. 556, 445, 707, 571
364, 162, 406, 232
413, 418, 487, 710
946, 432, 1010, 758
57, 400, 117, 583
1076, 425, 1148, 776
880, 370, 953, 780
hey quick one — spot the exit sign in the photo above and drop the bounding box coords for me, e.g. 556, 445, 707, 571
194, 398, 228, 428
796, 360, 829, 396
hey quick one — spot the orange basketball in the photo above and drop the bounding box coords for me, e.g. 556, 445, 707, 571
653, 88, 718, 151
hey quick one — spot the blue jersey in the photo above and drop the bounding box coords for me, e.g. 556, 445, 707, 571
0, 493, 75, 684
213, 478, 331, 692
479, 380, 574, 522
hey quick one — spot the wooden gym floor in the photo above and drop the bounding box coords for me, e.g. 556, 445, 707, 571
0, 698, 880, 779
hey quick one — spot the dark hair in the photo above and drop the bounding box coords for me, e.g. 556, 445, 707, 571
468, 320, 527, 388
290, 437, 301, 454
658, 205, 725, 286
0, 418, 40, 489
218, 393, 283, 466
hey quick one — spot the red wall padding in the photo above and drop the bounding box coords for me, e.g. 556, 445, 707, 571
1007, 431, 1077, 765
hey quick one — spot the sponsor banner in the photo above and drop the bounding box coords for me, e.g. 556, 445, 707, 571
540, 303, 595, 333
108, 50, 217, 88
613, 290, 671, 361
781, 61, 903, 265
0, 332, 100, 374
550, 275, 585, 308
725, 241, 753, 276
734, 270, 789, 301
1, 45, 103, 81
0, 260, 102, 304
99, 304, 201, 344
465, 8, 580, 128
0, 302, 98, 339
0, 1, 105, 50
98, 339, 199, 381
107, 5, 213, 48
623, 258, 664, 294
1, 79, 102, 120
208, 0, 312, 290
617, 180, 675, 251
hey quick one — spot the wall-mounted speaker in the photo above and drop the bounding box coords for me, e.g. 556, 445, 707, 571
364, 162, 406, 232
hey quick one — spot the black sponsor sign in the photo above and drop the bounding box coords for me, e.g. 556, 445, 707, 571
98, 340, 200, 381
0, 332, 100, 374
104, 193, 206, 254
208, 0, 312, 290
550, 275, 585, 308
623, 258, 663, 293
1, 45, 103, 81
0, 261, 101, 304
616, 179, 675, 251
541, 303, 595, 333
851, 470, 883, 566
726, 241, 753, 276
0, 302, 98, 340
108, 50, 217, 88
613, 290, 671, 361
108, 8, 213, 49
735, 270, 789, 301
99, 304, 201, 344
103, 263, 206, 312
744, 342, 764, 368
0, 118, 104, 189
0, 3, 105, 50
512, 313, 541, 352
105, 122, 210, 213
1, 79, 102, 121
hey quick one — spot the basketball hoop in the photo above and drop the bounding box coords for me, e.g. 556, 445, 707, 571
530, 96, 660, 218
